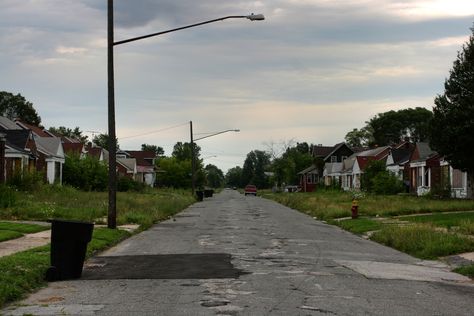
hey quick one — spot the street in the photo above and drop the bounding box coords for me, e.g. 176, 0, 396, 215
3, 190, 474, 315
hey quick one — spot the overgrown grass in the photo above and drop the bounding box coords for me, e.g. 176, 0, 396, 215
398, 212, 474, 229
0, 185, 195, 229
370, 224, 474, 259
0, 227, 132, 308
330, 218, 384, 234
264, 191, 474, 220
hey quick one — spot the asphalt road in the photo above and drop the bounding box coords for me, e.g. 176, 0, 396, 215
3, 190, 474, 315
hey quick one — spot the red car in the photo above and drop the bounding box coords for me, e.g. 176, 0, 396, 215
244, 185, 257, 196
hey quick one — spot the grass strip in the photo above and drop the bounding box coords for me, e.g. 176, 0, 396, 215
370, 224, 474, 260
454, 264, 474, 278
0, 222, 50, 234
0, 230, 24, 242
330, 218, 383, 234
0, 227, 131, 308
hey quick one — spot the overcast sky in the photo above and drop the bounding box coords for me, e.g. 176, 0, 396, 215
1, 1, 473, 172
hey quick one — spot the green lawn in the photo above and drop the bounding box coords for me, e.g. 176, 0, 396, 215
398, 212, 474, 229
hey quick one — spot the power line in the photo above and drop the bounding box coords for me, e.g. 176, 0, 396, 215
118, 122, 188, 140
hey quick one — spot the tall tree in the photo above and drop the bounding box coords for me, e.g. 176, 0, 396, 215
0, 91, 41, 125
141, 144, 164, 156
430, 25, 474, 199
344, 127, 373, 148
49, 126, 88, 143
172, 142, 201, 161
242, 150, 271, 188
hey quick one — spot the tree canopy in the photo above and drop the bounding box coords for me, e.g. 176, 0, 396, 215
430, 25, 474, 198
49, 126, 88, 143
141, 144, 164, 156
0, 91, 41, 125
345, 107, 432, 147
93, 133, 119, 150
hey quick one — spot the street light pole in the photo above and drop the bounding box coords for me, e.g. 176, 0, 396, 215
190, 122, 239, 196
107, 0, 263, 228
0, 133, 6, 184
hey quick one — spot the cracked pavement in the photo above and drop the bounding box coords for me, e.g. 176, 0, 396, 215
2, 190, 473, 315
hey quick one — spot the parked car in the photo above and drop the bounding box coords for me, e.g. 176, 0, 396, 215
244, 185, 257, 196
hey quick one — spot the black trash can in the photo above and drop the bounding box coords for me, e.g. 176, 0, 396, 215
196, 190, 204, 201
204, 189, 213, 198
46, 219, 94, 281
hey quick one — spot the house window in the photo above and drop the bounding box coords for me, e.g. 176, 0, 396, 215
307, 174, 319, 184
330, 156, 337, 162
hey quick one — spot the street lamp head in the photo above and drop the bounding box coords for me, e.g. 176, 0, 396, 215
233, 129, 241, 132
246, 13, 265, 21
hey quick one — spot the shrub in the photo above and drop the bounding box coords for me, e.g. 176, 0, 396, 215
0, 185, 16, 208
117, 176, 147, 192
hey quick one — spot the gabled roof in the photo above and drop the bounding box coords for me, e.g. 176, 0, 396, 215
312, 145, 335, 158
125, 150, 156, 166
16, 121, 53, 137
34, 136, 64, 159
388, 147, 413, 166
416, 142, 437, 161
356, 156, 376, 171
298, 164, 318, 175
0, 116, 22, 130
117, 158, 136, 173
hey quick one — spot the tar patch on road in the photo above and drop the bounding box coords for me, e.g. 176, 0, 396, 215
82, 253, 248, 280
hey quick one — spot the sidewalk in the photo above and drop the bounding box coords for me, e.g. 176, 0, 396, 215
0, 224, 139, 258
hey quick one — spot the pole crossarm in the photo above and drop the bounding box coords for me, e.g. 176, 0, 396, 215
194, 129, 240, 142
114, 15, 262, 46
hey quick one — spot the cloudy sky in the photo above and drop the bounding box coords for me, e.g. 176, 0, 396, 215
1, 1, 473, 172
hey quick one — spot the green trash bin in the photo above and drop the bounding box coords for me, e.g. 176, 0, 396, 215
46, 219, 94, 281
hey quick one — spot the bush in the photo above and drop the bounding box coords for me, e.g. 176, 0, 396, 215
63, 155, 108, 191
117, 176, 147, 192
0, 185, 16, 208
371, 171, 404, 195
6, 170, 44, 192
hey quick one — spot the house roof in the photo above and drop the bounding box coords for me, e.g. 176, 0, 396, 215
0, 116, 22, 130
34, 136, 64, 159
356, 156, 376, 171
2, 129, 32, 150
323, 162, 343, 175
63, 143, 84, 156
297, 164, 318, 175
389, 147, 413, 166
125, 150, 156, 166
16, 121, 52, 137
416, 142, 437, 160
312, 145, 335, 158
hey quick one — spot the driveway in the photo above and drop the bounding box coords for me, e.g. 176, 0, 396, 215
3, 190, 473, 315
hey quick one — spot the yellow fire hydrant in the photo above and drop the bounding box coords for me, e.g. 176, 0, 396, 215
351, 198, 359, 219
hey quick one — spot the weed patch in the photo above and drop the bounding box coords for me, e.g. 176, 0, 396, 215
454, 264, 474, 278
370, 224, 474, 259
